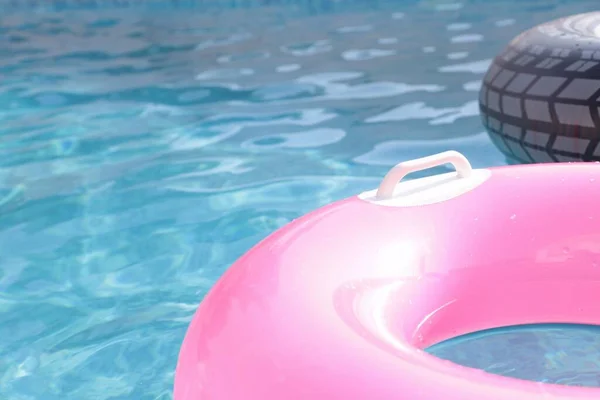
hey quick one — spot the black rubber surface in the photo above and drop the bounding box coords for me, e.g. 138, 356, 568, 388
480, 12, 600, 163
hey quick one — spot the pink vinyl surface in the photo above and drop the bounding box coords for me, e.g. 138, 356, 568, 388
175, 162, 600, 399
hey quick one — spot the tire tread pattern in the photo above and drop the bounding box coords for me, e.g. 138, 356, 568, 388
480, 12, 600, 163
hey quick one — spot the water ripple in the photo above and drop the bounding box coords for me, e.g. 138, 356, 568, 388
439, 59, 492, 73
365, 100, 478, 125
451, 33, 484, 43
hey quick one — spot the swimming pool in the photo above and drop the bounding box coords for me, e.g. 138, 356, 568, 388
1, 0, 600, 398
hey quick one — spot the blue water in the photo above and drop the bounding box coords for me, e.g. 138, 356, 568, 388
2, 0, 600, 398
428, 324, 600, 387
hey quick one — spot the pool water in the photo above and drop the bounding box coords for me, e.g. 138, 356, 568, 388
428, 324, 600, 387
1, 0, 600, 398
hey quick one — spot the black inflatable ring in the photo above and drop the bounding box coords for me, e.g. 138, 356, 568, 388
480, 12, 600, 163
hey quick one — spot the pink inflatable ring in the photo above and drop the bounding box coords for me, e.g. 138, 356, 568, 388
174, 151, 600, 400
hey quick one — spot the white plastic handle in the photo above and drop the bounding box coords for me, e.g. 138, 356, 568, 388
375, 151, 472, 200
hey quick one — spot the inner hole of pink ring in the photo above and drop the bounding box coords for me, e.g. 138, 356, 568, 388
425, 323, 600, 388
